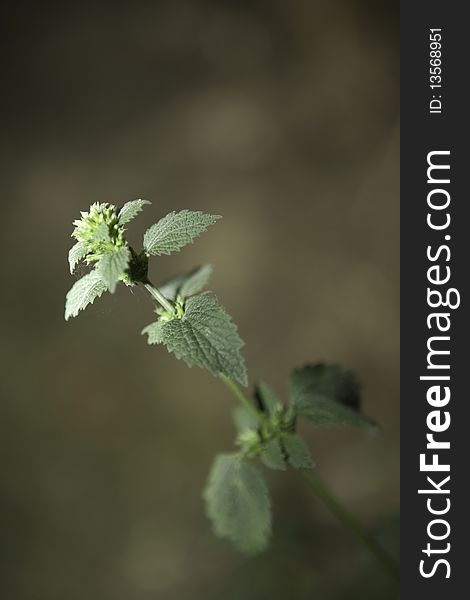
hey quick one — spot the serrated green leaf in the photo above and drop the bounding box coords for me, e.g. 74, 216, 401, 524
282, 433, 314, 469
203, 453, 271, 554
289, 364, 376, 429
143, 210, 221, 256
160, 265, 213, 301
96, 246, 130, 293
260, 439, 286, 471
254, 381, 282, 415
117, 199, 151, 225
65, 271, 108, 320
141, 321, 164, 345
233, 407, 257, 435
157, 294, 247, 385
68, 241, 88, 274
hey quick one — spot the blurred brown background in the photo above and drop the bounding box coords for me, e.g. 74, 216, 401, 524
1, 1, 399, 599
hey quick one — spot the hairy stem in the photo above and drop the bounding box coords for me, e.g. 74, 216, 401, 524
143, 280, 175, 314
221, 375, 399, 582
219, 374, 263, 423
301, 469, 400, 582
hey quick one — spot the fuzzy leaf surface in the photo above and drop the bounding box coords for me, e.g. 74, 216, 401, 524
157, 294, 247, 385
141, 321, 165, 345
117, 199, 151, 225
260, 439, 286, 471
68, 241, 88, 273
203, 453, 271, 554
65, 271, 108, 320
160, 265, 213, 301
96, 246, 130, 293
233, 407, 257, 435
143, 210, 221, 256
255, 381, 282, 415
282, 433, 314, 469
289, 364, 375, 429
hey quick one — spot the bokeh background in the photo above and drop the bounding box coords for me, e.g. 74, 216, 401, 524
1, 1, 399, 598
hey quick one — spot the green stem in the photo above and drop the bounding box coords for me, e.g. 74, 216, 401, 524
143, 280, 175, 314
301, 469, 400, 582
220, 375, 399, 583
219, 374, 263, 423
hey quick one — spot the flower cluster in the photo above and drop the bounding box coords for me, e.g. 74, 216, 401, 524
72, 202, 126, 264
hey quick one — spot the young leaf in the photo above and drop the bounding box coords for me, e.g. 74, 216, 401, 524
96, 246, 130, 293
159, 265, 213, 301
260, 439, 286, 471
233, 406, 258, 435
254, 381, 282, 415
180, 264, 213, 298
141, 321, 165, 345
117, 199, 151, 225
282, 433, 314, 469
203, 453, 271, 554
156, 294, 247, 385
289, 364, 376, 430
68, 241, 88, 274
65, 271, 108, 320
143, 210, 221, 256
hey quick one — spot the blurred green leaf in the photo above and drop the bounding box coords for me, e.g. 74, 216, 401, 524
282, 433, 314, 469
260, 439, 286, 471
180, 264, 213, 297
159, 264, 213, 301
233, 406, 257, 435
289, 364, 376, 429
254, 380, 282, 415
203, 453, 271, 554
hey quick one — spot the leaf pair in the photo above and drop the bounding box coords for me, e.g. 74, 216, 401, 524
246, 381, 314, 471
260, 434, 314, 471
204, 364, 375, 554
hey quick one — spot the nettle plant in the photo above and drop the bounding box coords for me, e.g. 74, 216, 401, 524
65, 200, 398, 580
